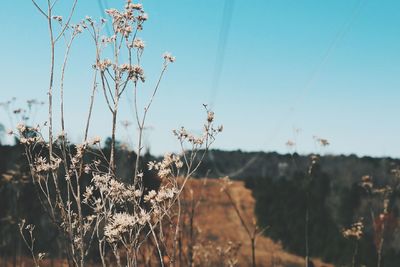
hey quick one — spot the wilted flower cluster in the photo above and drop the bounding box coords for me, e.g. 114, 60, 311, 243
119, 63, 145, 82
12, 123, 44, 145
342, 219, 364, 240
148, 153, 183, 179
173, 111, 222, 147
97, 59, 113, 71
34, 156, 62, 173
132, 38, 145, 49
144, 187, 177, 204
104, 210, 149, 243
105, 0, 147, 36
85, 174, 138, 204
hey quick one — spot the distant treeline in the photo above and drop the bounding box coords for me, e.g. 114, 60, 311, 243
198, 150, 400, 266
1, 144, 400, 266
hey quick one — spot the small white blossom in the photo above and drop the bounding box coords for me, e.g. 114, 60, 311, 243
144, 190, 157, 202
163, 52, 175, 63
16, 123, 26, 133
133, 38, 145, 49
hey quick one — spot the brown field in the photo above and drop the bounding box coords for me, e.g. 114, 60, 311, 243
183, 178, 333, 267
1, 178, 333, 267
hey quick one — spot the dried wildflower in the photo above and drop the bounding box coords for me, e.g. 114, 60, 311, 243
97, 59, 112, 70
138, 13, 148, 22
207, 111, 215, 123
105, 9, 118, 16
128, 3, 143, 10
38, 252, 47, 260
137, 209, 150, 225
129, 65, 145, 82
286, 140, 295, 148
133, 38, 145, 49
147, 161, 156, 170
84, 164, 91, 174
342, 219, 364, 240
163, 52, 175, 63
91, 136, 101, 145
313, 136, 330, 147
52, 16, 63, 22
83, 186, 94, 203
361, 175, 373, 190
74, 24, 83, 34
144, 190, 157, 202
16, 122, 26, 133
220, 176, 233, 192
134, 189, 142, 198
175, 158, 183, 169
85, 15, 93, 22
318, 138, 329, 146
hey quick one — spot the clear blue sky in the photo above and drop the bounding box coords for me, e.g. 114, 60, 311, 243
1, 0, 400, 157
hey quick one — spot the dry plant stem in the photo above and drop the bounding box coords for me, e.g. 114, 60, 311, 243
96, 224, 107, 267
148, 221, 165, 267
168, 130, 217, 264
366, 192, 381, 267
109, 31, 121, 173
19, 224, 39, 267
133, 64, 168, 185
31, 1, 87, 266
305, 207, 309, 267
187, 188, 201, 267
352, 241, 358, 267
84, 24, 101, 142
54, 0, 78, 43
305, 161, 316, 267
25, 148, 55, 219
32, 0, 48, 18
223, 188, 257, 267
60, 33, 77, 133
84, 69, 99, 142
171, 190, 182, 266
59, 37, 78, 259
27, 2, 218, 267
46, 0, 54, 160
377, 223, 385, 267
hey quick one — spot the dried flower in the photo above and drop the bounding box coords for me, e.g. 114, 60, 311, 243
342, 219, 364, 240
163, 52, 175, 63
91, 136, 101, 145
361, 175, 373, 190
52, 16, 63, 22
133, 38, 145, 49
207, 111, 215, 123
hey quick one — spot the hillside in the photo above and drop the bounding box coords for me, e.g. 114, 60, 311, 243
184, 178, 333, 267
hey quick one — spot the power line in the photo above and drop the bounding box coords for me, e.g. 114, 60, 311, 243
208, 0, 367, 178
209, 0, 236, 109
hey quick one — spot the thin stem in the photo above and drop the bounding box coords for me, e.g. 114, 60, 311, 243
31, 0, 48, 18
